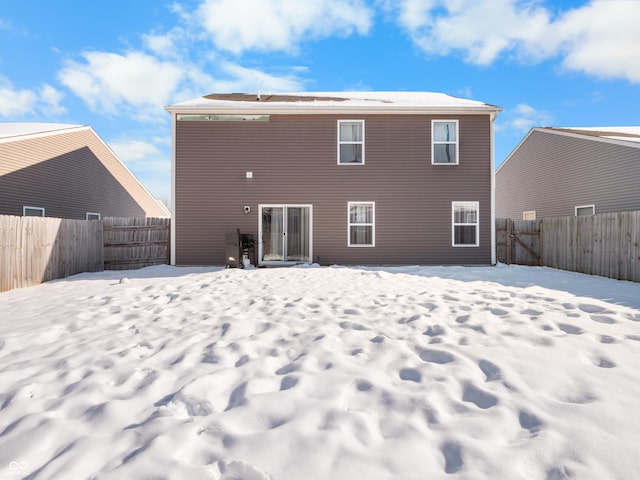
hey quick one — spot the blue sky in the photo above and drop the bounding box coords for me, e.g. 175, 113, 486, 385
1, 0, 639, 205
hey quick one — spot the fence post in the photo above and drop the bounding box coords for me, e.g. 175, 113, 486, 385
506, 219, 512, 265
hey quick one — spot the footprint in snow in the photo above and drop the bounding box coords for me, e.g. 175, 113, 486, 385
596, 358, 616, 368
518, 409, 543, 433
462, 382, 498, 409
600, 335, 616, 344
578, 303, 608, 314
557, 323, 583, 335
399, 368, 422, 383
424, 325, 446, 337
441, 441, 464, 474
419, 348, 456, 364
478, 359, 502, 382
590, 315, 616, 324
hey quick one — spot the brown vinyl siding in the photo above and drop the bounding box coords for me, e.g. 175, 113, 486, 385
496, 129, 640, 219
175, 114, 492, 266
0, 128, 168, 219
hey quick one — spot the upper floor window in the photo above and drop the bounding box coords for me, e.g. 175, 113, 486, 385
452, 201, 479, 246
432, 120, 459, 165
348, 202, 375, 246
575, 205, 595, 216
338, 120, 364, 165
23, 206, 45, 217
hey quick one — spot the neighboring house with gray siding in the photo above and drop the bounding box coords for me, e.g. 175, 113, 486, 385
166, 92, 501, 266
0, 123, 170, 219
496, 127, 640, 220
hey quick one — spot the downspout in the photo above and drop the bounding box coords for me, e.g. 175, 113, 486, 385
170, 112, 177, 265
490, 111, 498, 265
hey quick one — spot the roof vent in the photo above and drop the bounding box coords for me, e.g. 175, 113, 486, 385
256, 91, 261, 101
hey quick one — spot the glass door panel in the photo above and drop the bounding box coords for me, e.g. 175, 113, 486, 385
261, 207, 284, 261
286, 207, 310, 262
260, 205, 311, 263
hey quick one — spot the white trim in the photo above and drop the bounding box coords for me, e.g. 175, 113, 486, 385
575, 204, 595, 216
337, 120, 365, 165
258, 204, 313, 265
0, 125, 87, 144
432, 120, 459, 165
86, 212, 101, 220
23, 206, 45, 217
452, 201, 479, 247
490, 117, 496, 264
166, 105, 500, 116
523, 210, 536, 220
347, 201, 375, 247
170, 113, 177, 265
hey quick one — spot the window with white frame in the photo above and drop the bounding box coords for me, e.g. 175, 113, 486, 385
452, 201, 479, 246
432, 120, 459, 164
523, 210, 536, 220
338, 120, 364, 164
86, 212, 101, 220
575, 205, 595, 216
348, 202, 374, 246
23, 206, 44, 217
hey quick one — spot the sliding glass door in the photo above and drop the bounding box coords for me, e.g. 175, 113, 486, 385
259, 205, 312, 264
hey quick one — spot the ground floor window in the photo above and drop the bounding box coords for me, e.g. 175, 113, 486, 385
452, 201, 479, 246
86, 212, 101, 220
575, 205, 595, 216
523, 210, 536, 220
23, 206, 44, 217
348, 202, 375, 246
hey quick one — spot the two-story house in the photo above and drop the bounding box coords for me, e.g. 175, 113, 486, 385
166, 92, 501, 266
496, 127, 640, 220
0, 123, 169, 219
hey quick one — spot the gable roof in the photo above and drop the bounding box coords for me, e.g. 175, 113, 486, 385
497, 126, 640, 174
0, 122, 170, 217
166, 91, 501, 115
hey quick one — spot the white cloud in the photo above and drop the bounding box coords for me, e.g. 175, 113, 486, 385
0, 77, 37, 117
57, 47, 307, 120
0, 76, 66, 118
386, 0, 640, 83
39, 84, 66, 116
214, 63, 304, 92
58, 51, 185, 120
110, 138, 164, 164
497, 103, 553, 133
196, 0, 374, 53
552, 1, 640, 82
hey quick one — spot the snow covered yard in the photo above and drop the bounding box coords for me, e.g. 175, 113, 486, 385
0, 264, 639, 480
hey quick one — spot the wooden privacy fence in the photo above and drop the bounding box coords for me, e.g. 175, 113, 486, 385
496, 218, 542, 266
497, 210, 640, 282
103, 217, 170, 270
0, 215, 170, 292
0, 215, 103, 292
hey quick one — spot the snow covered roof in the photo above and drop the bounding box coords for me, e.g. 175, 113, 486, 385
0, 122, 85, 141
166, 91, 501, 115
550, 127, 640, 144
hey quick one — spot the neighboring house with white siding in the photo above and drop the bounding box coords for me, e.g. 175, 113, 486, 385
0, 123, 169, 219
166, 91, 501, 267
496, 127, 640, 220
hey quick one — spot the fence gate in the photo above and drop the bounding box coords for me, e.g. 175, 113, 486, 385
496, 218, 542, 266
